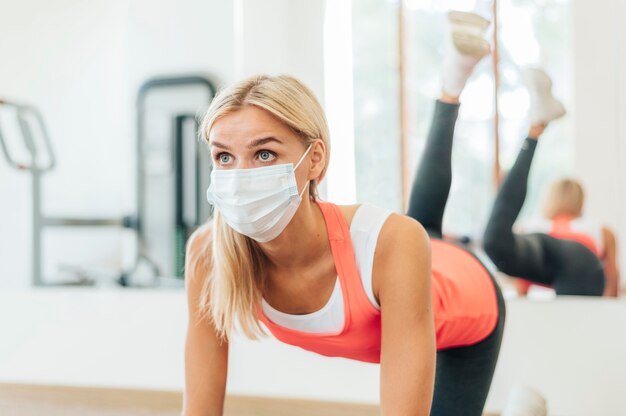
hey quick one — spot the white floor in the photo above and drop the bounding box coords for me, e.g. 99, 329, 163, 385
0, 287, 625, 415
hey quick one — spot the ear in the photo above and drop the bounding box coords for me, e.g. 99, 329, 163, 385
307, 139, 326, 182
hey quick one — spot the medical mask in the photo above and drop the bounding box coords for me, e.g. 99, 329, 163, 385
206, 144, 313, 243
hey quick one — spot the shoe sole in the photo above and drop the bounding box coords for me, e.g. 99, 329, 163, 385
523, 67, 567, 123
523, 68, 553, 91
452, 32, 491, 57
448, 11, 491, 32
546, 99, 567, 122
532, 96, 567, 124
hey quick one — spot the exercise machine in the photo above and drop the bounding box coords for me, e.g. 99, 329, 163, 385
0, 75, 216, 286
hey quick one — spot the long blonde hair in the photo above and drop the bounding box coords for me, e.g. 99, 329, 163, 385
198, 74, 330, 340
542, 178, 585, 219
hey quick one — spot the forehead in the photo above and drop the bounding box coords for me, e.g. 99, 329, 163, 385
209, 105, 294, 142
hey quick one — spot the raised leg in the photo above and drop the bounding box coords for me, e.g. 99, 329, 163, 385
406, 10, 490, 238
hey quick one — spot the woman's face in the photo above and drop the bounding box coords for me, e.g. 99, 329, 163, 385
208, 105, 309, 171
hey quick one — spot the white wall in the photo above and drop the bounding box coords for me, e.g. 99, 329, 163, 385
0, 0, 130, 288
324, 0, 357, 204
1, 289, 625, 415
235, 0, 359, 205
617, 0, 626, 283
0, 0, 235, 288
0, 0, 334, 288
235, 0, 325, 96
573, 0, 626, 285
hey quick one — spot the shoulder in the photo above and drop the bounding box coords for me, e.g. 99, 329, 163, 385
336, 203, 429, 251
373, 214, 432, 310
185, 222, 213, 292
602, 226, 617, 246
336, 203, 361, 228
376, 214, 430, 261
184, 222, 216, 327
601, 225, 615, 236
187, 222, 213, 248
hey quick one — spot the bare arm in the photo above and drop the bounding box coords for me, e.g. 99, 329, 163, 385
602, 227, 620, 297
514, 279, 531, 296
376, 215, 436, 416
182, 225, 229, 415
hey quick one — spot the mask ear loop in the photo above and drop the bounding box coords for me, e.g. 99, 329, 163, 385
294, 144, 314, 198
298, 179, 311, 198
294, 144, 313, 170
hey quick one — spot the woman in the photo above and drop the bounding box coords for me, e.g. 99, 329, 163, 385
512, 177, 619, 297
483, 69, 612, 297
184, 11, 504, 415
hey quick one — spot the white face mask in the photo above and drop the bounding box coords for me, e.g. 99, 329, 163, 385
206, 144, 313, 243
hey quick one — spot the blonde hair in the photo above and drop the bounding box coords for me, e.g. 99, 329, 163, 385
543, 178, 585, 219
198, 74, 330, 340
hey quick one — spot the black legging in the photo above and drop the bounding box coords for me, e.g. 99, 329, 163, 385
483, 138, 605, 296
406, 100, 505, 416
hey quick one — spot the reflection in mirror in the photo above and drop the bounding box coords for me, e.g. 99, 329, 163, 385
352, 0, 619, 299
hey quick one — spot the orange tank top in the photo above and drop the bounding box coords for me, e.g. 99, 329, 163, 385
518, 215, 602, 292
257, 201, 499, 363
550, 215, 600, 256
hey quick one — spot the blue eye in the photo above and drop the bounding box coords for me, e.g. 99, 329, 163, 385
218, 153, 231, 164
258, 150, 275, 161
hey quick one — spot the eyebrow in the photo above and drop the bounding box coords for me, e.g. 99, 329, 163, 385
209, 136, 284, 151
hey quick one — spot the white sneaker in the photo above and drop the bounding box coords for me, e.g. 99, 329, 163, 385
442, 11, 491, 97
448, 10, 491, 36
502, 385, 548, 416
523, 68, 566, 125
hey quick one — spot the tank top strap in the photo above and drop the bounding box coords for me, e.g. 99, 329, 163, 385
551, 215, 575, 232
315, 200, 347, 242
315, 200, 372, 321
550, 214, 601, 256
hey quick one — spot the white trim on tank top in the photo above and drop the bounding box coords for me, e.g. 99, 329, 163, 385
261, 203, 392, 333
521, 216, 604, 254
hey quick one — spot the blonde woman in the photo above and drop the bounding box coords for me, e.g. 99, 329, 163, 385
184, 12, 504, 416
513, 178, 619, 297
483, 69, 614, 297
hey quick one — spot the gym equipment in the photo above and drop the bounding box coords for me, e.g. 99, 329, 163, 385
121, 75, 215, 286
0, 75, 216, 287
0, 99, 137, 286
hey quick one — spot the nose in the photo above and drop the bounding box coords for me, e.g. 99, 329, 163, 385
236, 158, 256, 170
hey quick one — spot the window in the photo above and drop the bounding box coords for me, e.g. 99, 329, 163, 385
349, 0, 573, 238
